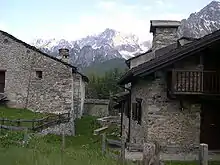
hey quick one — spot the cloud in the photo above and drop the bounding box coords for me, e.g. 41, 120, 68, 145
155, 0, 164, 5
5, 1, 186, 43
96, 1, 116, 10
143, 6, 152, 11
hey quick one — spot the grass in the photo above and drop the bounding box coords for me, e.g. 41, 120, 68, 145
0, 106, 45, 119
0, 115, 120, 165
106, 123, 121, 140
0, 107, 219, 165
0, 106, 47, 128
165, 161, 220, 165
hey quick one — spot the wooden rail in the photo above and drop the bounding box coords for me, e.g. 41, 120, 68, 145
0, 112, 70, 132
172, 70, 220, 95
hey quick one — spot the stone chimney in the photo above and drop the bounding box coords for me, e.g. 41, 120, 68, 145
150, 20, 181, 52
58, 48, 69, 63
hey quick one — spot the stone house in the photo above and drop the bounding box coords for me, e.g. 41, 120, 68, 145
117, 20, 220, 154
0, 30, 88, 118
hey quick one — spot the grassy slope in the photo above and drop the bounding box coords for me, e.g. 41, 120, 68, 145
0, 115, 119, 165
165, 161, 219, 165
0, 108, 219, 165
0, 106, 45, 119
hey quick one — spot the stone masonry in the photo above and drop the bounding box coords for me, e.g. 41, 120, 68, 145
150, 20, 180, 52
122, 20, 202, 154
84, 99, 110, 117
128, 76, 201, 153
128, 20, 181, 70
0, 31, 87, 121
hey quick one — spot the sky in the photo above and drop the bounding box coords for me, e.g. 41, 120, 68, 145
0, 0, 217, 42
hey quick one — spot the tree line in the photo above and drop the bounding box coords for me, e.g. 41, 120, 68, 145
86, 68, 127, 99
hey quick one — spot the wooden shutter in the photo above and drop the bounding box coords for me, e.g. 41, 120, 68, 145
137, 102, 142, 125
132, 103, 138, 121
0, 71, 5, 93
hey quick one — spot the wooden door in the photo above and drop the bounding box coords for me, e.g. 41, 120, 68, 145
0, 71, 5, 93
200, 101, 220, 150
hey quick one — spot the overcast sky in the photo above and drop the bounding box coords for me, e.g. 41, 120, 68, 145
0, 0, 216, 42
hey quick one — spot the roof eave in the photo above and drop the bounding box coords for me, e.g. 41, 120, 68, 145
132, 30, 220, 78
118, 71, 133, 85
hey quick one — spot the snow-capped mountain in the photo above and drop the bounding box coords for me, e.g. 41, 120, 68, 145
31, 28, 151, 68
31, 1, 220, 70
77, 28, 147, 59
178, 1, 220, 38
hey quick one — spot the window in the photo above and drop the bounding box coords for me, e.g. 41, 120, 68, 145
132, 99, 142, 125
36, 71, 43, 79
132, 103, 137, 120
124, 101, 128, 116
137, 101, 142, 125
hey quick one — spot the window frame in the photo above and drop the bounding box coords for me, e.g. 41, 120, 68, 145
36, 70, 43, 79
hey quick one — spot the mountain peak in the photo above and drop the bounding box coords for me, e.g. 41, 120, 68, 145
30, 28, 151, 68
102, 28, 116, 34
209, 0, 220, 6
178, 0, 220, 38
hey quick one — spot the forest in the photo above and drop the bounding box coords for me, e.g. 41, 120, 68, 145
86, 68, 127, 99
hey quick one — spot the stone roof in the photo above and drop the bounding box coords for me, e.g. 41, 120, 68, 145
118, 28, 220, 85
0, 30, 89, 82
85, 99, 110, 105
125, 49, 152, 67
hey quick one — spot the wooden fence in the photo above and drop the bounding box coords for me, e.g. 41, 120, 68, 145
0, 113, 70, 132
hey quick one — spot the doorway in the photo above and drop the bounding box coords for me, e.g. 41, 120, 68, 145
200, 101, 220, 150
0, 71, 5, 93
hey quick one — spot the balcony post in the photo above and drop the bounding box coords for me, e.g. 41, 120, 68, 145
172, 69, 177, 92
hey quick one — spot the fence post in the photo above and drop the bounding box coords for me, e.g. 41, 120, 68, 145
199, 143, 208, 165
62, 129, 65, 151
60, 129, 65, 165
102, 132, 106, 155
32, 120, 35, 130
17, 119, 21, 127
121, 134, 126, 164
23, 128, 28, 147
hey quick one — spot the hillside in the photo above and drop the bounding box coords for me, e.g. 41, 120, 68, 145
82, 58, 127, 76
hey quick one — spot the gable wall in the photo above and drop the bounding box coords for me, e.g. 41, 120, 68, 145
72, 73, 86, 118
127, 75, 201, 153
0, 32, 75, 114
126, 55, 204, 153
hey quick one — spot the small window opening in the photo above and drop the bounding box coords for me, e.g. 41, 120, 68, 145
3, 39, 9, 44
36, 71, 43, 79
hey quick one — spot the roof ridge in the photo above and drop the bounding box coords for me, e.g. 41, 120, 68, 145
0, 30, 89, 82
0, 30, 77, 70
119, 28, 220, 84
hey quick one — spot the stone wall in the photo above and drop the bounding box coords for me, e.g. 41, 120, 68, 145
79, 76, 86, 117
126, 54, 202, 153
84, 99, 109, 117
152, 28, 179, 51
26, 50, 73, 114
128, 75, 201, 153
0, 32, 85, 117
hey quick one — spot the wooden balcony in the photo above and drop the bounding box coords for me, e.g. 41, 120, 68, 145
171, 70, 220, 95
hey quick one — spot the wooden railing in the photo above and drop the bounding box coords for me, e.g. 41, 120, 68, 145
0, 112, 70, 132
172, 70, 220, 95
